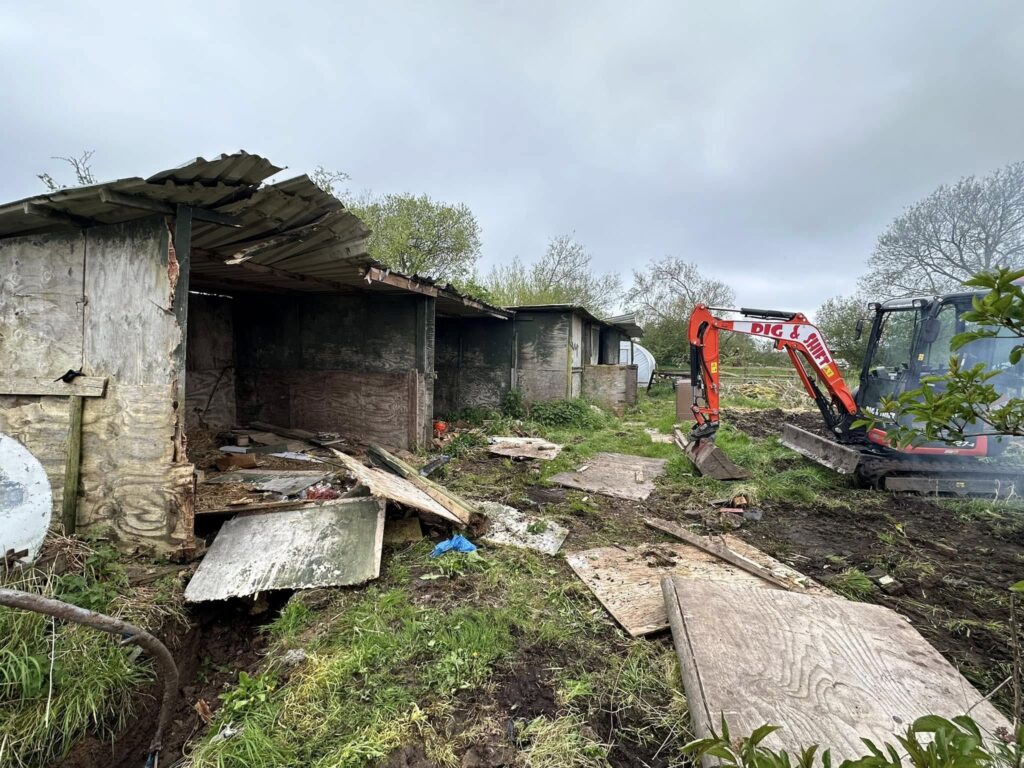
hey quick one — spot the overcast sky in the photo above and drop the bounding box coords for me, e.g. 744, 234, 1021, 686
2, 1, 1023, 311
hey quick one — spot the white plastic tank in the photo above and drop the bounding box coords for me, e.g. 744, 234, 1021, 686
0, 432, 52, 563
619, 341, 657, 387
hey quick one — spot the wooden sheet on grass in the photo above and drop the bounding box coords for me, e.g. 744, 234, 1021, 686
487, 436, 563, 460
663, 578, 1011, 763
550, 452, 668, 501
184, 498, 386, 602
566, 538, 828, 636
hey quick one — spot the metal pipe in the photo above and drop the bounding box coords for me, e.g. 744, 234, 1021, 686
0, 588, 179, 762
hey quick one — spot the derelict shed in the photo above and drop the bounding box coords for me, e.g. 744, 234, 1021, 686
0, 151, 504, 555
434, 304, 642, 415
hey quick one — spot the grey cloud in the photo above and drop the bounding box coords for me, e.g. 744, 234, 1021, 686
1, 0, 1022, 312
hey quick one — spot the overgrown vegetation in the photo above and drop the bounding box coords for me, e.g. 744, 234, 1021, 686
0, 536, 185, 767
686, 714, 1022, 768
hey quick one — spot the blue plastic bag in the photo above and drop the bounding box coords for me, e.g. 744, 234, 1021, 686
431, 534, 477, 558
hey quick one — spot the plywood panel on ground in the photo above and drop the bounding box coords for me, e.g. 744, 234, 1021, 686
550, 452, 668, 501
184, 498, 386, 602
663, 578, 1010, 763
567, 538, 827, 636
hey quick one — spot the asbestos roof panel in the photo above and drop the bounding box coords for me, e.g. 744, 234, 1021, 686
183, 497, 386, 602
0, 151, 508, 317
604, 312, 645, 338
145, 151, 282, 186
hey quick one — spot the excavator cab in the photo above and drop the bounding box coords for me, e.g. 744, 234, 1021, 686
856, 294, 1024, 454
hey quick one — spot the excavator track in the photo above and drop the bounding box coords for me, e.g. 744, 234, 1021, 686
855, 456, 1024, 497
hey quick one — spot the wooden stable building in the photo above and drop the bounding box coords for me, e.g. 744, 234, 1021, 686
434, 304, 642, 416
0, 152, 507, 555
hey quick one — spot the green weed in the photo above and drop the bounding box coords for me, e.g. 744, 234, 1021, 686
521, 714, 610, 768
827, 568, 876, 600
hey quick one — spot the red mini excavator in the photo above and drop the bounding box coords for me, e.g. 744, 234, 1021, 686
687, 299, 1024, 495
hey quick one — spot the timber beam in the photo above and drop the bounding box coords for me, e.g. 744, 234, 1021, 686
98, 190, 242, 228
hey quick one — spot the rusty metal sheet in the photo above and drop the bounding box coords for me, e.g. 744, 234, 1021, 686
184, 498, 386, 602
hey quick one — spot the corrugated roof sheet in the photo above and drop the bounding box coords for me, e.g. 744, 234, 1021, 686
509, 304, 641, 335
604, 312, 645, 338
0, 151, 508, 318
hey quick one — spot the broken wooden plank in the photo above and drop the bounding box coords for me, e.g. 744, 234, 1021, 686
367, 444, 476, 523
203, 469, 330, 496
215, 453, 259, 471
479, 501, 568, 555
0, 376, 108, 398
675, 428, 750, 480
662, 578, 1010, 763
60, 395, 84, 534
566, 540, 827, 636
248, 421, 344, 448
330, 450, 466, 527
645, 518, 796, 590
184, 498, 386, 602
549, 452, 667, 501
486, 436, 563, 461
194, 499, 311, 517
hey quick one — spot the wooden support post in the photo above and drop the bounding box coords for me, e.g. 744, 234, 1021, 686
61, 395, 84, 534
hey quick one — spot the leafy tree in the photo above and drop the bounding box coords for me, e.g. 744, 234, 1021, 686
861, 161, 1024, 299
864, 267, 1024, 445
625, 257, 743, 367
348, 193, 482, 284
310, 166, 350, 198
483, 235, 622, 315
814, 294, 870, 371
37, 150, 97, 191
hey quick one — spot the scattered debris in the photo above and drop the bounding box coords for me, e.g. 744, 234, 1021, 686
204, 469, 331, 497
566, 538, 826, 636
643, 428, 674, 444
215, 453, 258, 471
865, 567, 904, 595
487, 436, 563, 461
368, 444, 477, 524
184, 498, 386, 602
549, 452, 668, 501
479, 501, 569, 555
645, 518, 796, 590
249, 421, 345, 449
675, 428, 751, 480
432, 534, 477, 558
194, 499, 311, 517
383, 517, 424, 545
268, 451, 319, 462
419, 454, 452, 476
330, 449, 467, 527
661, 577, 1010, 761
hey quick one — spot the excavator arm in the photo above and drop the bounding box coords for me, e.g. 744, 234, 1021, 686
688, 305, 859, 441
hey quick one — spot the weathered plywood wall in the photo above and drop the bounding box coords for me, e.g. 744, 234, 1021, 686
434, 317, 514, 416
582, 364, 638, 414
186, 294, 235, 429
514, 311, 570, 401
0, 218, 194, 552
234, 292, 431, 450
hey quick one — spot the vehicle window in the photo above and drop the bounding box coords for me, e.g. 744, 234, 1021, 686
923, 304, 958, 368
872, 311, 917, 371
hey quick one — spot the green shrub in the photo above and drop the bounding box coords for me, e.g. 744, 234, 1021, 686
529, 399, 608, 430
502, 388, 527, 419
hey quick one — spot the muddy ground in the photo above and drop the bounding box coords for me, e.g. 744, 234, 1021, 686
58, 406, 1023, 767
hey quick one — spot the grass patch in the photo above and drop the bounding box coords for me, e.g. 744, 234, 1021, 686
189, 544, 685, 768
827, 568, 876, 600
0, 536, 184, 767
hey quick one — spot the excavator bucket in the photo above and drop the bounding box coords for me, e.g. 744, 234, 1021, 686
779, 424, 861, 475
674, 429, 751, 481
